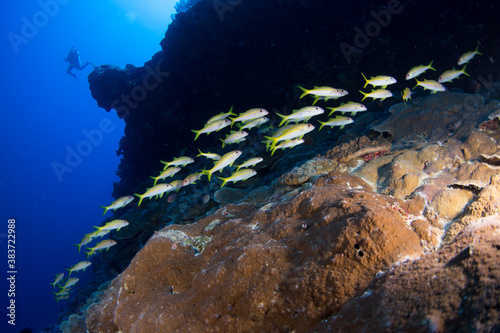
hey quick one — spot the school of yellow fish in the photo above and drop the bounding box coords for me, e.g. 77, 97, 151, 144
51, 47, 482, 301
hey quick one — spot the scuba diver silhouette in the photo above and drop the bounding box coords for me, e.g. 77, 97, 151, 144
65, 47, 95, 83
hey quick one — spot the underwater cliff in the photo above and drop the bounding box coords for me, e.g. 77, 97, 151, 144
55, 0, 500, 332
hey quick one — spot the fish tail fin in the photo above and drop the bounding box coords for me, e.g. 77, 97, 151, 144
317, 120, 326, 131
326, 107, 335, 116
201, 169, 212, 182
218, 177, 228, 188
359, 90, 367, 102
361, 73, 369, 88
74, 243, 81, 252
160, 160, 170, 170
134, 193, 144, 207
99, 205, 108, 216
264, 136, 278, 150
428, 60, 436, 71
65, 268, 72, 277
313, 96, 320, 105
475, 45, 483, 55
191, 129, 201, 141
270, 146, 278, 156
220, 138, 226, 149
228, 105, 237, 117
462, 64, 470, 76
413, 79, 420, 89
276, 113, 288, 127
150, 176, 158, 186
298, 86, 309, 99
196, 149, 204, 158
229, 117, 236, 128
85, 250, 93, 259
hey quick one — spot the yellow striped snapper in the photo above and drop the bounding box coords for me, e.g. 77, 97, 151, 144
230, 108, 269, 127
401, 87, 412, 105
150, 167, 181, 185
406, 61, 436, 80
327, 101, 367, 116
221, 131, 249, 148
134, 183, 174, 206
86, 239, 117, 259
93, 219, 129, 233
53, 289, 70, 299
99, 196, 134, 216
414, 79, 446, 93
74, 233, 94, 252
50, 273, 65, 288
169, 179, 185, 192
60, 277, 79, 290
197, 149, 221, 160
161, 156, 194, 170
237, 116, 269, 130
205, 106, 237, 125
202, 150, 242, 181
276, 106, 324, 126
318, 116, 354, 131
218, 169, 257, 188
271, 138, 305, 156
359, 89, 393, 101
192, 119, 231, 140
235, 157, 263, 171
298, 86, 349, 105
361, 74, 397, 89
264, 123, 315, 150
87, 229, 111, 239
182, 172, 203, 187
438, 66, 469, 83
66, 261, 92, 277
458, 46, 482, 65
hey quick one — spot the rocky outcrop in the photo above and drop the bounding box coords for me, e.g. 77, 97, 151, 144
85, 174, 423, 332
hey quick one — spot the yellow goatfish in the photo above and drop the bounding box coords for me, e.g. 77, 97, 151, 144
192, 119, 231, 140
50, 273, 65, 288
220, 131, 249, 148
318, 116, 354, 131
134, 183, 174, 206
197, 149, 221, 160
235, 157, 263, 171
406, 61, 436, 80
438, 66, 469, 83
160, 156, 194, 170
458, 46, 482, 65
327, 101, 367, 116
359, 89, 393, 101
74, 233, 93, 252
361, 73, 397, 89
218, 169, 257, 188
414, 79, 446, 93
182, 172, 203, 187
202, 150, 242, 181
93, 219, 129, 233
150, 167, 181, 186
264, 123, 315, 150
276, 106, 324, 126
66, 261, 92, 277
60, 277, 79, 290
298, 86, 349, 105
99, 196, 134, 215
271, 138, 305, 156
237, 116, 269, 130
230, 108, 269, 127
205, 106, 237, 126
401, 88, 412, 105
86, 240, 117, 259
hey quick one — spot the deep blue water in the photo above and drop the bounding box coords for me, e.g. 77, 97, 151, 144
1, 1, 178, 331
